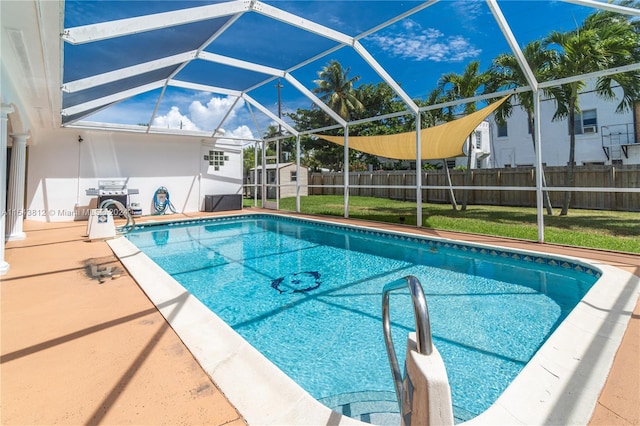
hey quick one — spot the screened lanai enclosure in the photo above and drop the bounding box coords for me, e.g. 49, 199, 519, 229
3, 0, 640, 252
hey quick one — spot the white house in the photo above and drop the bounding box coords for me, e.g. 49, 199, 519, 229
488, 83, 640, 168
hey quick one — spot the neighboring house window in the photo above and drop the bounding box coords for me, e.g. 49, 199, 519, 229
571, 109, 598, 135
290, 171, 297, 182
474, 131, 482, 150
497, 122, 508, 137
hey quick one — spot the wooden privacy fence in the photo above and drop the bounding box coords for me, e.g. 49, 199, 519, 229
308, 165, 640, 212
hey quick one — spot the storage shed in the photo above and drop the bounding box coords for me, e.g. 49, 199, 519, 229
247, 163, 308, 199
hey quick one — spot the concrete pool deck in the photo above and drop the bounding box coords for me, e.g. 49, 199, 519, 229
1, 209, 638, 425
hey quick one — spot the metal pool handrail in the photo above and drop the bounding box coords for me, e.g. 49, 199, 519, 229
98, 198, 135, 234
382, 275, 433, 412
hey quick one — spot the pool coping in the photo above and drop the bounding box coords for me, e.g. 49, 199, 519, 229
107, 211, 640, 425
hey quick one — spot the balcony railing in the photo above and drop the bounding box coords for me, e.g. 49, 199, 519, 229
601, 123, 638, 160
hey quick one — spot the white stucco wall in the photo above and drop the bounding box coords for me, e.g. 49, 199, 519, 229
25, 128, 243, 222
490, 83, 637, 167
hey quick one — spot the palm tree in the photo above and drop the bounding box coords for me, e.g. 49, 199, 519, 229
545, 6, 640, 215
487, 40, 559, 215
437, 61, 490, 210
313, 60, 364, 121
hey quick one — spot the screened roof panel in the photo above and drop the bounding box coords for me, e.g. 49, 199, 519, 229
72, 88, 167, 126
62, 66, 179, 109
151, 87, 244, 133
58, 0, 640, 137
63, 0, 226, 26
204, 12, 340, 70
290, 47, 386, 92
63, 17, 232, 82
353, 0, 516, 100
268, 1, 423, 37
498, 1, 594, 55
62, 105, 116, 125
175, 60, 271, 92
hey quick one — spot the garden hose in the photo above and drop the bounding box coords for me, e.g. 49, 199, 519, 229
153, 187, 177, 215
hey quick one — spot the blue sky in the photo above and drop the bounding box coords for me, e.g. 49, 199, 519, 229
63, 0, 597, 139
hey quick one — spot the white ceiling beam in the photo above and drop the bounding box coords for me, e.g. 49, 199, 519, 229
242, 93, 298, 136
284, 74, 346, 127
62, 0, 249, 44
61, 80, 165, 116
213, 96, 244, 137
62, 51, 197, 93
352, 40, 420, 114
486, 0, 539, 91
168, 80, 243, 97
250, 1, 353, 45
560, 0, 640, 16
198, 51, 286, 77
538, 62, 640, 89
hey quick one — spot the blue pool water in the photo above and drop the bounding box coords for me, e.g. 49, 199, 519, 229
126, 215, 599, 423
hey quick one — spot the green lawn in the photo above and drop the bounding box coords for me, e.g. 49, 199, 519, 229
245, 195, 640, 253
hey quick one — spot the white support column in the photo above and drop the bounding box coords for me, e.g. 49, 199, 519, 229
343, 126, 349, 219
295, 135, 301, 213
261, 139, 266, 208
533, 90, 545, 243
6, 133, 29, 241
416, 114, 423, 228
1, 104, 14, 275
253, 141, 258, 207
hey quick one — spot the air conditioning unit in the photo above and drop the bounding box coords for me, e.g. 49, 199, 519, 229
583, 125, 597, 134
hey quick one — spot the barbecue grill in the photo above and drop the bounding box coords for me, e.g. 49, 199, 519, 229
86, 180, 139, 214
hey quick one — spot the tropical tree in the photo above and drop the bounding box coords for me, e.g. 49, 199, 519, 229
437, 60, 490, 210
545, 5, 640, 215
487, 40, 560, 215
313, 59, 365, 121
289, 80, 410, 171
418, 87, 453, 128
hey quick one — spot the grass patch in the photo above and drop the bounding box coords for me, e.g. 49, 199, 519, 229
246, 195, 640, 253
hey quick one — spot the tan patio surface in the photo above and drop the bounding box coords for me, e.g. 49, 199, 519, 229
1, 210, 638, 425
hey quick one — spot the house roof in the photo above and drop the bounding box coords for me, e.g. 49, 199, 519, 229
249, 162, 300, 171
2, 0, 639, 142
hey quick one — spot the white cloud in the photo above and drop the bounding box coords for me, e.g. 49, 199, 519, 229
152, 95, 248, 133
225, 125, 255, 140
370, 19, 481, 63
453, 0, 484, 22
152, 106, 199, 130
189, 96, 243, 131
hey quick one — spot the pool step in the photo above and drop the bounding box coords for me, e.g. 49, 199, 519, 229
320, 391, 478, 425
318, 391, 400, 425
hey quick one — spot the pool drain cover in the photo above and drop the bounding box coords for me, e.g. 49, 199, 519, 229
271, 271, 322, 294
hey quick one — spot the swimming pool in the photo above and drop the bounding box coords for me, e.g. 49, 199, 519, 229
108, 212, 639, 426
125, 214, 597, 422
